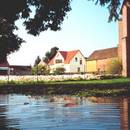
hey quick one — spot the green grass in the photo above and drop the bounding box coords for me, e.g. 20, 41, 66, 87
47, 77, 130, 84
0, 77, 130, 96
0, 77, 130, 85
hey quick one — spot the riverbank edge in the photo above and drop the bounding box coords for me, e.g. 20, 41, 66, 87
0, 80, 130, 97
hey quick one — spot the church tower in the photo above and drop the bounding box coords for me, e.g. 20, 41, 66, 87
118, 0, 130, 77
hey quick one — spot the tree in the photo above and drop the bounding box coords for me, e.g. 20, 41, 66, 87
94, 0, 121, 22
0, 0, 71, 62
44, 46, 59, 63
0, 0, 123, 62
50, 47, 59, 60
32, 64, 50, 75
0, 18, 24, 62
34, 56, 41, 66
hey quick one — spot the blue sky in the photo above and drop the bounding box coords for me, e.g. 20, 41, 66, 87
8, 0, 118, 66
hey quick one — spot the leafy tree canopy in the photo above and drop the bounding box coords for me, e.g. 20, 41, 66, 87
32, 64, 50, 75
44, 46, 59, 63
0, 0, 123, 62
0, 0, 71, 62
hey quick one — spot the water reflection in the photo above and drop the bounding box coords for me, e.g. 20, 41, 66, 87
0, 94, 130, 130
0, 95, 19, 130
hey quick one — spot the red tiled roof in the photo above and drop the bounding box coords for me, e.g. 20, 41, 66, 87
88, 47, 118, 60
63, 50, 79, 64
48, 57, 55, 65
49, 50, 79, 65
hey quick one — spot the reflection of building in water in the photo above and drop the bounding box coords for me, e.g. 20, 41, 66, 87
120, 98, 130, 130
49, 95, 79, 107
29, 95, 130, 130
87, 96, 120, 103
87, 97, 130, 130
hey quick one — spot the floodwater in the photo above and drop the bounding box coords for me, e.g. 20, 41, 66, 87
0, 95, 130, 130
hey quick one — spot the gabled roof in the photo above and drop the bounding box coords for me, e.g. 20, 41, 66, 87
88, 47, 118, 61
49, 50, 79, 65
0, 59, 9, 67
60, 50, 79, 64
9, 65, 31, 70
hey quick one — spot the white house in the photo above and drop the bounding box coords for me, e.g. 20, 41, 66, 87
49, 50, 86, 73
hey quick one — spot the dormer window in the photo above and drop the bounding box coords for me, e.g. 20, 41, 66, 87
75, 57, 78, 62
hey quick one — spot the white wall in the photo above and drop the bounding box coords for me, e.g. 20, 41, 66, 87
54, 52, 64, 64
49, 52, 65, 73
49, 51, 86, 73
64, 64, 70, 73
69, 51, 86, 73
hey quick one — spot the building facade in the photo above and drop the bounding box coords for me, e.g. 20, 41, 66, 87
9, 65, 32, 75
118, 0, 130, 77
86, 47, 118, 74
0, 59, 32, 75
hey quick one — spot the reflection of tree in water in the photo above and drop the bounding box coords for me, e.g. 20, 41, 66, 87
0, 95, 20, 130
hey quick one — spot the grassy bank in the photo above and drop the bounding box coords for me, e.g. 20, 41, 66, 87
0, 77, 130, 97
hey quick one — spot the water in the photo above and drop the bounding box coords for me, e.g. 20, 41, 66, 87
0, 94, 129, 130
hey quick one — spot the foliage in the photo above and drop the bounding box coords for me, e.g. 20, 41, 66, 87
106, 59, 122, 74
99, 74, 121, 79
0, 0, 124, 61
32, 65, 50, 75
44, 46, 59, 63
0, 19, 24, 62
34, 56, 41, 66
1, 77, 130, 96
77, 88, 127, 97
0, 0, 71, 61
94, 0, 121, 22
53, 67, 65, 75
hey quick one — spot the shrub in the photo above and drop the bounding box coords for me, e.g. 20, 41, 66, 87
106, 59, 122, 75
53, 67, 65, 75
32, 65, 50, 75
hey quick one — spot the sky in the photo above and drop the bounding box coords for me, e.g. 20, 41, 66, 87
8, 0, 118, 66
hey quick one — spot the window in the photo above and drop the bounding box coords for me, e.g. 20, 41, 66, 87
55, 59, 62, 63
80, 59, 82, 65
75, 57, 78, 62
77, 67, 80, 72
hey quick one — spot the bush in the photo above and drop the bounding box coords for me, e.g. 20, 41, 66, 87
106, 59, 122, 75
53, 67, 65, 75
32, 65, 50, 75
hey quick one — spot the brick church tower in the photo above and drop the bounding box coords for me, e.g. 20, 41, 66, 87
118, 0, 130, 77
